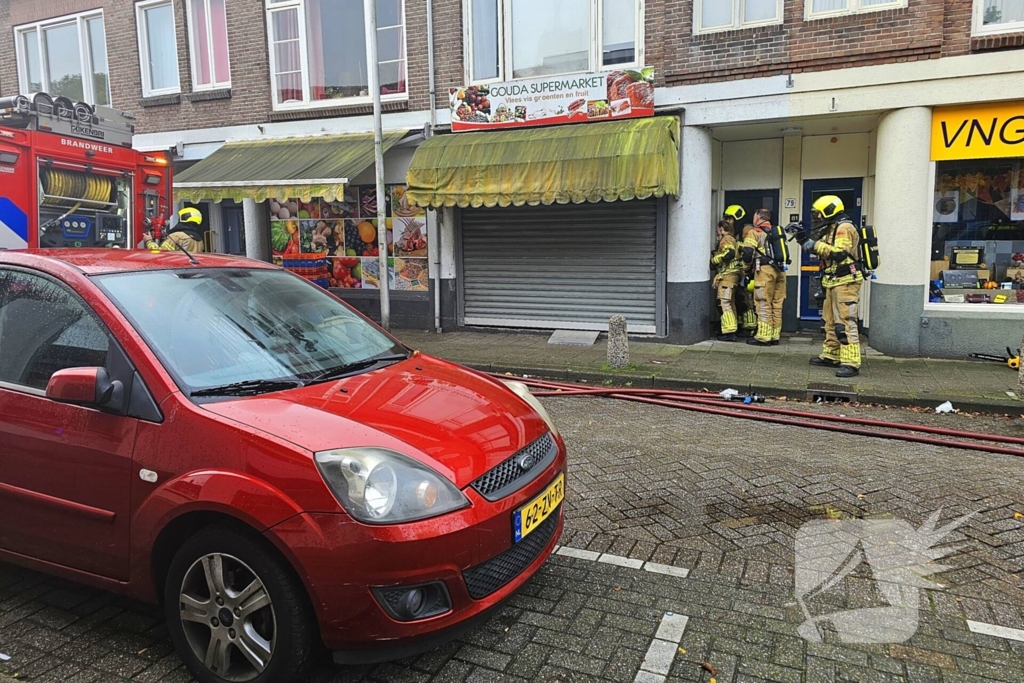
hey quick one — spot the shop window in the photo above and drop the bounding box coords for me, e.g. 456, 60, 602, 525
930, 159, 1024, 305
695, 0, 783, 33
265, 0, 407, 110
187, 0, 231, 90
805, 0, 906, 20
267, 186, 428, 292
973, 0, 1024, 35
14, 12, 111, 106
466, 0, 642, 83
136, 0, 181, 97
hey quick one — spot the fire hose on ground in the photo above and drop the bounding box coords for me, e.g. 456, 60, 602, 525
488, 373, 1024, 457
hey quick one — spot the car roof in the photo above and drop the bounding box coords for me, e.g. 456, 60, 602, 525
0, 249, 278, 275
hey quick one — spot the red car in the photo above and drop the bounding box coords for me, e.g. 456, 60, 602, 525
0, 250, 565, 683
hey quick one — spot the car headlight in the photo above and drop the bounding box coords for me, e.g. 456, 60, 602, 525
314, 448, 470, 524
503, 380, 559, 438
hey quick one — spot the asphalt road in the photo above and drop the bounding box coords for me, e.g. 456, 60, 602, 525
2, 397, 1024, 682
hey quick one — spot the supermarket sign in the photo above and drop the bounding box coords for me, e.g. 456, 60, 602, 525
449, 68, 655, 132
932, 101, 1024, 161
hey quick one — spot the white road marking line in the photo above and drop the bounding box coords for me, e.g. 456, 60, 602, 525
598, 553, 645, 569
635, 612, 690, 682
556, 546, 601, 561
644, 562, 690, 578
554, 545, 690, 577
967, 620, 1024, 642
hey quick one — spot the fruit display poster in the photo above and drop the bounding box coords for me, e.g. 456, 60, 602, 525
449, 68, 655, 132
268, 185, 429, 292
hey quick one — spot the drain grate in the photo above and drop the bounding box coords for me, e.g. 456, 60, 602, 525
806, 382, 857, 403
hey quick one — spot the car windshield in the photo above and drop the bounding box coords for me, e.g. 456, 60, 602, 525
95, 268, 406, 397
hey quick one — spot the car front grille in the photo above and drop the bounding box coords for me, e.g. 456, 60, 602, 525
470, 433, 557, 502
462, 505, 561, 600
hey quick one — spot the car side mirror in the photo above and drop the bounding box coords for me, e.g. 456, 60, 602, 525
45, 367, 124, 412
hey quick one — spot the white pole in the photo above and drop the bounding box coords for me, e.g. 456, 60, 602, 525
365, 0, 390, 329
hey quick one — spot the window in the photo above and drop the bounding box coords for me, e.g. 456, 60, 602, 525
14, 12, 110, 106
465, 0, 643, 84
136, 0, 181, 97
187, 0, 231, 90
930, 159, 1024, 306
974, 0, 1024, 35
695, 0, 782, 33
0, 271, 109, 392
265, 0, 407, 110
805, 0, 906, 20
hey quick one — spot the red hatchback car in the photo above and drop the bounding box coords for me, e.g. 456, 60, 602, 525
0, 250, 566, 683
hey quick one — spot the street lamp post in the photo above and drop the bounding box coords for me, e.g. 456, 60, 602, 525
365, 0, 390, 330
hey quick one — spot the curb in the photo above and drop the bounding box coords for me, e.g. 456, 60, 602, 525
468, 363, 1023, 416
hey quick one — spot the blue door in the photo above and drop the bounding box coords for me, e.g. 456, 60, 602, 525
799, 179, 863, 321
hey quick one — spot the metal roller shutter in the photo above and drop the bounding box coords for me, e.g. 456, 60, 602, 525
460, 200, 662, 334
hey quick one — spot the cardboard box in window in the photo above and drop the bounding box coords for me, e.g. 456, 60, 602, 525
930, 260, 946, 281
1004, 267, 1024, 280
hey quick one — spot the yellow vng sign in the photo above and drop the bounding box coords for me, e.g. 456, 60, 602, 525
931, 102, 1024, 161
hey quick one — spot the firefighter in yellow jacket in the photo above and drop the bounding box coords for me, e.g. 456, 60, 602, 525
143, 207, 206, 252
742, 209, 785, 346
711, 220, 742, 341
793, 196, 863, 377
724, 205, 758, 335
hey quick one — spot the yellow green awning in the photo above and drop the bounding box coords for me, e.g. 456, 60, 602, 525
174, 131, 408, 203
406, 117, 679, 209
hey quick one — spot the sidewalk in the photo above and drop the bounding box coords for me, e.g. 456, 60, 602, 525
399, 329, 1024, 413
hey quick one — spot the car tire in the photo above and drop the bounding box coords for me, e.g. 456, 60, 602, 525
163, 524, 317, 683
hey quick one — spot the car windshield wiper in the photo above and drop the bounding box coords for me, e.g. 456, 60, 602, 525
308, 353, 410, 384
190, 379, 303, 397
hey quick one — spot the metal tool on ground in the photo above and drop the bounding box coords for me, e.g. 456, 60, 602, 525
491, 373, 1024, 457
968, 347, 1021, 370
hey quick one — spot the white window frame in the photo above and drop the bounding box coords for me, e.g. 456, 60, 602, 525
694, 0, 784, 34
463, 0, 645, 84
264, 0, 409, 111
972, 0, 1024, 35
185, 0, 231, 91
136, 0, 181, 97
13, 10, 110, 105
805, 0, 907, 21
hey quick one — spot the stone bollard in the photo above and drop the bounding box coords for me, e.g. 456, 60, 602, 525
607, 315, 629, 369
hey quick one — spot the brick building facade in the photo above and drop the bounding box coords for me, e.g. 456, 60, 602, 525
2, 0, 1024, 356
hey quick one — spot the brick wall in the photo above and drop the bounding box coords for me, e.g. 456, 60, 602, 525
1, 0, 1020, 137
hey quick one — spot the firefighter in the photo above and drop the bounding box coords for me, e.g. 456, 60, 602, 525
723, 206, 757, 335
742, 209, 785, 346
711, 220, 742, 341
143, 207, 206, 252
792, 196, 863, 377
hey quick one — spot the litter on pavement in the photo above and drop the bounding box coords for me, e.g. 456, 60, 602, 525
935, 401, 959, 414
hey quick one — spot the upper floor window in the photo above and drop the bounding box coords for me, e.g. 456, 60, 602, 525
805, 0, 906, 20
466, 0, 642, 84
695, 0, 783, 33
136, 0, 181, 97
187, 0, 231, 90
974, 0, 1024, 35
14, 12, 110, 106
264, 0, 407, 110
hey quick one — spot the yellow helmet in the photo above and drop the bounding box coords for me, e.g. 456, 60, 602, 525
811, 195, 844, 221
724, 205, 745, 221
178, 206, 203, 225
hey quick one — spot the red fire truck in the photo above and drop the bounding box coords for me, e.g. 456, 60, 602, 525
0, 92, 172, 251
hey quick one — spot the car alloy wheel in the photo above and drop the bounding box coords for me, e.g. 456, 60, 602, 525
178, 553, 277, 682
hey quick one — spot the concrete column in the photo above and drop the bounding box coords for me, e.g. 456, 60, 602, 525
868, 106, 932, 356
242, 198, 270, 262
438, 206, 458, 331
666, 124, 714, 344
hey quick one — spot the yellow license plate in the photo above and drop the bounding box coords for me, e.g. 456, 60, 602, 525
513, 474, 564, 543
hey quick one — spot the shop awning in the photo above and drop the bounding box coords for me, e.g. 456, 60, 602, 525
174, 131, 408, 203
406, 116, 679, 209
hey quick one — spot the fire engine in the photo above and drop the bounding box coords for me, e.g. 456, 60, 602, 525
0, 91, 172, 251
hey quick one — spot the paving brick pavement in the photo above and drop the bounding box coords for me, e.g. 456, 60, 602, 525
399, 330, 1024, 414
2, 398, 1024, 681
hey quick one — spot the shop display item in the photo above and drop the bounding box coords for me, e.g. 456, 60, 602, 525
950, 247, 983, 269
